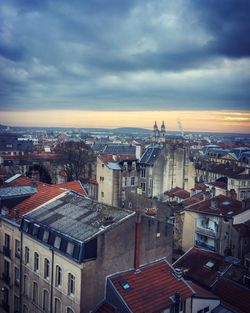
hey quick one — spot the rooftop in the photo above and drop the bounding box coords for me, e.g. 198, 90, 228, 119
109, 259, 194, 313
185, 195, 243, 217
23, 191, 134, 243
139, 145, 161, 165
173, 247, 231, 288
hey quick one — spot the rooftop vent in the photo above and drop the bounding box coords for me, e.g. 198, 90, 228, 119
173, 268, 183, 280
103, 215, 115, 225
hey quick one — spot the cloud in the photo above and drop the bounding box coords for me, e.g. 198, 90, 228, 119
0, 0, 249, 113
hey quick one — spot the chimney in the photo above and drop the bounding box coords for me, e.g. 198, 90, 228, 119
210, 198, 218, 209
135, 145, 141, 160
134, 214, 141, 269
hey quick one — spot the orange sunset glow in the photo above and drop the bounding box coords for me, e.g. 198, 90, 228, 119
1, 110, 249, 133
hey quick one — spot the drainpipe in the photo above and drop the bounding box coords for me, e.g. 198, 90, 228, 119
50, 248, 54, 313
19, 231, 23, 313
134, 214, 141, 269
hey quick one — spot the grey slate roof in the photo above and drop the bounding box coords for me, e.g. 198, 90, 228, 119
0, 186, 37, 199
102, 144, 136, 155
25, 191, 134, 242
139, 145, 161, 165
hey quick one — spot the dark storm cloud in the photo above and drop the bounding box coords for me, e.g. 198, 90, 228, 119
193, 0, 250, 58
0, 0, 249, 111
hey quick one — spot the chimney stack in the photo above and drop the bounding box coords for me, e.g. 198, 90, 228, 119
134, 213, 141, 269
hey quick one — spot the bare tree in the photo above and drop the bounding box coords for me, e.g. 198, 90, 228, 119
57, 141, 95, 181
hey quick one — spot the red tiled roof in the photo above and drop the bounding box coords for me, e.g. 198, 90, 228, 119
195, 183, 207, 192
187, 281, 218, 299
182, 195, 202, 206
10, 184, 65, 220
206, 181, 227, 190
95, 302, 117, 313
56, 181, 87, 195
213, 278, 250, 313
185, 194, 243, 217
164, 186, 182, 196
173, 247, 231, 288
99, 154, 135, 163
5, 176, 39, 187
110, 260, 194, 313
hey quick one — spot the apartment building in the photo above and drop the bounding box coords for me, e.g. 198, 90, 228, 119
20, 191, 173, 313
180, 195, 248, 256
0, 174, 86, 313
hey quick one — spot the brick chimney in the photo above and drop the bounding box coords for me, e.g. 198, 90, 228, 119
134, 213, 141, 269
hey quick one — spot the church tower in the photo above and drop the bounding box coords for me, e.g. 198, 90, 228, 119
161, 121, 165, 137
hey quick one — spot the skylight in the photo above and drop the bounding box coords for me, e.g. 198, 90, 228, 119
205, 260, 215, 269
120, 280, 130, 290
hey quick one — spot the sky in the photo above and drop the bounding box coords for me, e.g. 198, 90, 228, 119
0, 0, 250, 133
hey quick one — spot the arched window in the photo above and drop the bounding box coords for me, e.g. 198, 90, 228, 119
55, 265, 62, 287
23, 275, 29, 296
43, 289, 49, 312
54, 297, 61, 313
44, 258, 50, 279
34, 252, 39, 272
67, 307, 74, 313
33, 281, 38, 304
68, 273, 76, 296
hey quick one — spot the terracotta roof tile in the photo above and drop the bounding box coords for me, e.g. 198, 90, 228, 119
173, 247, 231, 288
213, 278, 250, 313
185, 195, 243, 217
110, 260, 194, 313
56, 181, 87, 195
187, 281, 218, 299
95, 302, 117, 313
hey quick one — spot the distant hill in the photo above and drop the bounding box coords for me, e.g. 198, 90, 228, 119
112, 127, 151, 134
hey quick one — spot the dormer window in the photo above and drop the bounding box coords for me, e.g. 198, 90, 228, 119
66, 242, 74, 256
54, 236, 61, 249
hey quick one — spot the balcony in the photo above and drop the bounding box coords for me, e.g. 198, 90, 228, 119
2, 273, 10, 285
3, 246, 11, 258
1, 301, 10, 313
195, 240, 216, 252
196, 226, 217, 238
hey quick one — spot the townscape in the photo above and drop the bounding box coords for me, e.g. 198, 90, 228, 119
0, 123, 250, 313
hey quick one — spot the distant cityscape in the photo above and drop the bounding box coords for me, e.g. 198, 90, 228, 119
0, 122, 249, 313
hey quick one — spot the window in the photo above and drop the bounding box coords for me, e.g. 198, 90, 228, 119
68, 273, 75, 296
54, 236, 61, 249
24, 247, 30, 265
4, 259, 10, 279
141, 168, 146, 178
15, 239, 21, 257
44, 258, 50, 279
66, 242, 74, 255
101, 191, 104, 198
140, 182, 146, 191
15, 267, 20, 286
23, 304, 28, 313
34, 252, 39, 272
54, 298, 61, 313
23, 275, 29, 296
43, 230, 49, 242
43, 289, 49, 312
14, 295, 19, 313
100, 176, 104, 182
32, 224, 40, 236
33, 282, 38, 304
4, 233, 10, 249
131, 176, 135, 186
55, 266, 62, 287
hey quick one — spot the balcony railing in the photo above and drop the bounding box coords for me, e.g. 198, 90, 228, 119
196, 226, 217, 238
1, 301, 10, 313
3, 246, 11, 258
2, 273, 10, 285
195, 240, 216, 252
